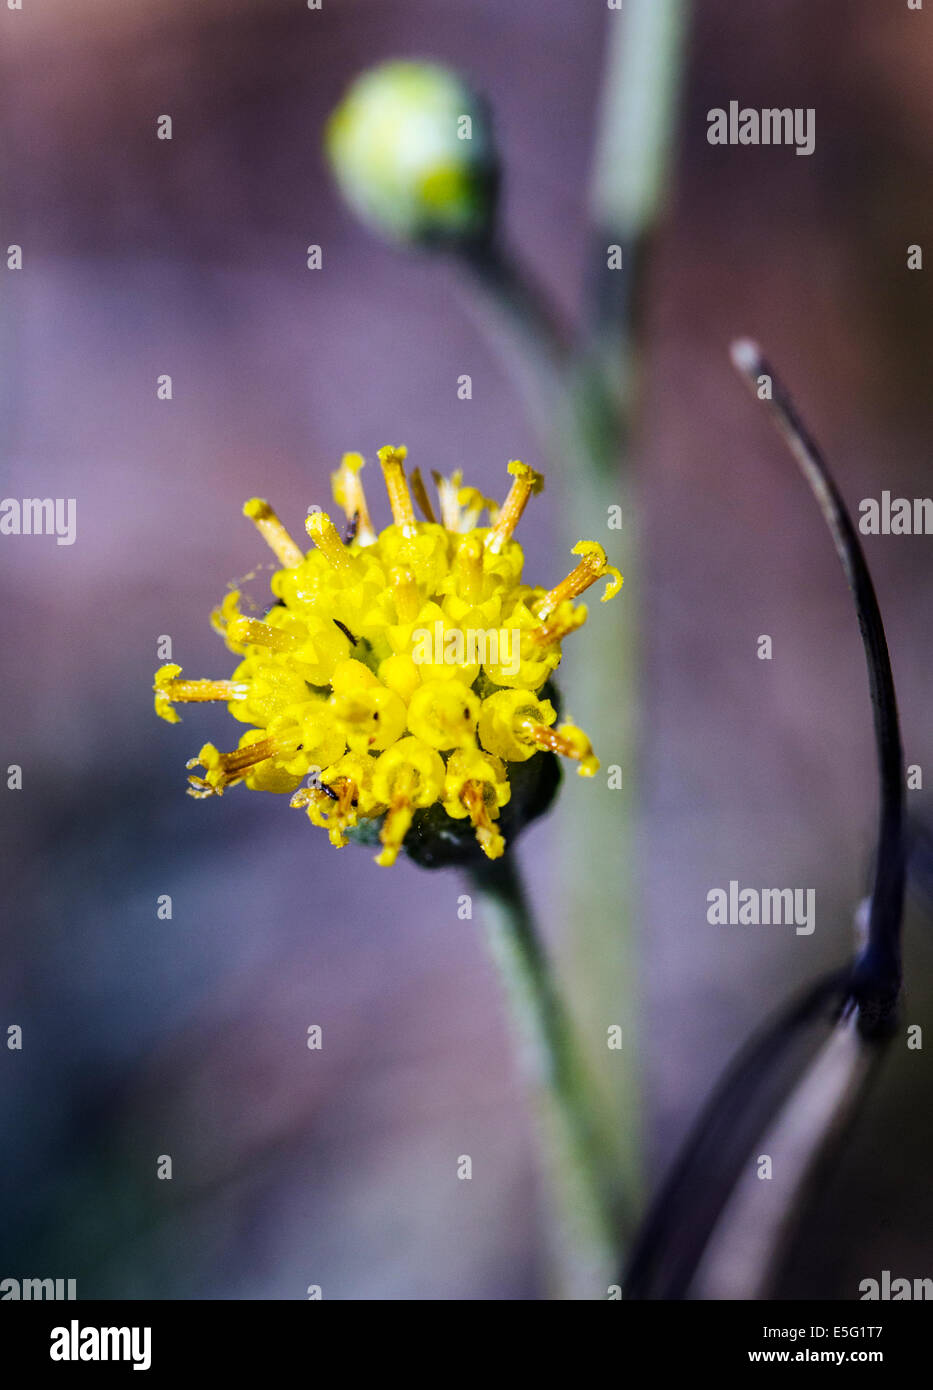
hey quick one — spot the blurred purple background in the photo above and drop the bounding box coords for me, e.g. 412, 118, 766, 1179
1, 0, 931, 1298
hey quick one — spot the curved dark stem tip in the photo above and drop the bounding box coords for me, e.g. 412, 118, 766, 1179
730, 339, 906, 1036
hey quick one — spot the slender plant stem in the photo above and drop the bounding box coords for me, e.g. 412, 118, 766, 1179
589, 0, 689, 262
552, 0, 689, 1253
580, 0, 690, 467
470, 854, 630, 1297
448, 2, 690, 1285
457, 237, 571, 449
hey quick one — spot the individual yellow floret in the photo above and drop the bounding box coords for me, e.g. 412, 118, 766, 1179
372, 736, 446, 866
406, 679, 480, 750
443, 748, 511, 859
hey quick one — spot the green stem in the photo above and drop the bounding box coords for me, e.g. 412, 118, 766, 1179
547, 0, 688, 1269
578, 0, 689, 469
450, 0, 689, 1289
456, 237, 570, 448
590, 0, 689, 255
470, 854, 629, 1298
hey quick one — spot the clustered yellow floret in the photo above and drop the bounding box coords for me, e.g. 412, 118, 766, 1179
154, 448, 621, 867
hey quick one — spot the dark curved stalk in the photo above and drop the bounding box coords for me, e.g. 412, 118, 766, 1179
623, 968, 852, 1298
731, 339, 906, 1035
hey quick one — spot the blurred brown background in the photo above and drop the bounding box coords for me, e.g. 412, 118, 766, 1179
1, 0, 931, 1298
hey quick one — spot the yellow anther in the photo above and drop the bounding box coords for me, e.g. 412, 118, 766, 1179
331, 453, 377, 546
243, 498, 305, 569
486, 460, 543, 554
305, 510, 357, 573
378, 444, 418, 535
211, 589, 244, 639
537, 541, 622, 619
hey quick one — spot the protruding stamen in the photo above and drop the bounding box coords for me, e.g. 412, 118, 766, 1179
432, 469, 463, 531
461, 781, 505, 859
186, 735, 287, 797
305, 510, 357, 573
486, 460, 544, 554
376, 804, 414, 867
170, 679, 247, 702
154, 665, 249, 723
331, 453, 377, 546
409, 467, 438, 524
243, 498, 305, 569
378, 445, 417, 535
211, 739, 278, 774
376, 764, 416, 867
519, 719, 599, 776
527, 607, 587, 647
536, 541, 622, 619
226, 617, 301, 652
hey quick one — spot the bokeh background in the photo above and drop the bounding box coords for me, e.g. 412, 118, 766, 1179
1, 0, 931, 1299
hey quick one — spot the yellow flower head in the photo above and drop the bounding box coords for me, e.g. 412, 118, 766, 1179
154, 450, 621, 867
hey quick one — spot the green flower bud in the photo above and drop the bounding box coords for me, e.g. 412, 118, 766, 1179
325, 60, 498, 247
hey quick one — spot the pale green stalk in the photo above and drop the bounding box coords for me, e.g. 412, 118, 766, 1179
463, 3, 688, 1287
470, 856, 629, 1297
554, 0, 688, 1254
